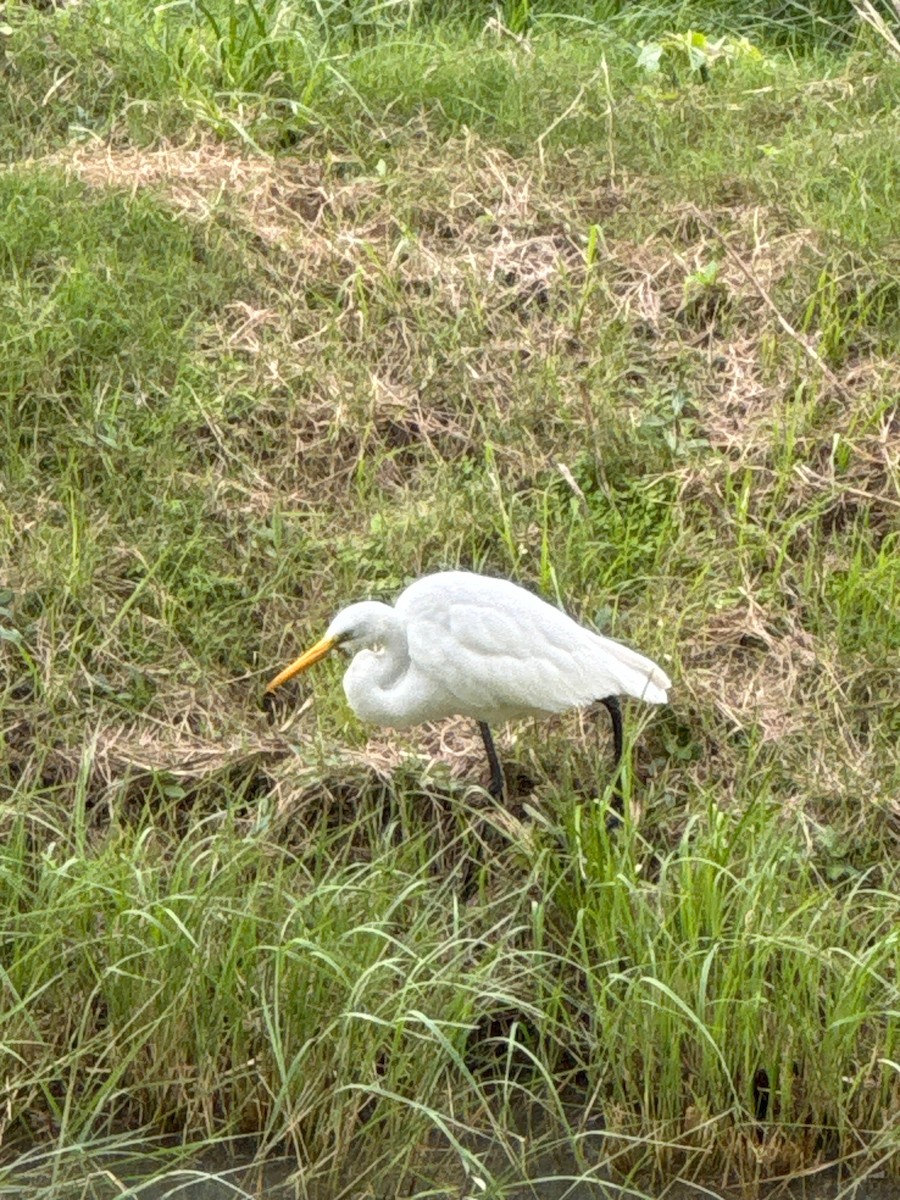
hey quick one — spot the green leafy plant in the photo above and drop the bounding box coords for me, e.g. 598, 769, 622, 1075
636, 31, 763, 83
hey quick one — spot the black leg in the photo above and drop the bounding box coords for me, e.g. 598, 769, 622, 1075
478, 722, 506, 801
599, 696, 624, 829
599, 696, 623, 768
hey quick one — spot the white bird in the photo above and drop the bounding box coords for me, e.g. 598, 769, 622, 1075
266, 570, 671, 799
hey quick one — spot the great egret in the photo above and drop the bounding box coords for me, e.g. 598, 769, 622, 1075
266, 570, 670, 800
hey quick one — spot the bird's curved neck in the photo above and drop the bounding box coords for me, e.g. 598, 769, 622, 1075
343, 609, 412, 725
365, 610, 409, 681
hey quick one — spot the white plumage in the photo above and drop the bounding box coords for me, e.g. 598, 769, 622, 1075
266, 570, 670, 798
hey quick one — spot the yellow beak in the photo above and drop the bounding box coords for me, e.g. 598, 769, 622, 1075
265, 634, 338, 694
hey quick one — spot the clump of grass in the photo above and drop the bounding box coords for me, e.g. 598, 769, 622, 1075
1, 4, 899, 1197
0, 0, 891, 156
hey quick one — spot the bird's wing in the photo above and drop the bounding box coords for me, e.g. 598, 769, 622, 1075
399, 574, 609, 718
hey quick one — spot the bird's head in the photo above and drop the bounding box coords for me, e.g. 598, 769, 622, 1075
265, 601, 393, 694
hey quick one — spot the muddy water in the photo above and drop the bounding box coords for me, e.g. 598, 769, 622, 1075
82, 1159, 900, 1200
4, 1141, 897, 1200
128, 1176, 900, 1200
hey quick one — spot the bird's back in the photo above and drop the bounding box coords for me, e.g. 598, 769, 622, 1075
396, 571, 669, 724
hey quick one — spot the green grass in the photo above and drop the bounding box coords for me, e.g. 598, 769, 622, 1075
1, 1, 899, 1196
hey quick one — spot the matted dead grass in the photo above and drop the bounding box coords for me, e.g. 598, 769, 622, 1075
42, 139, 344, 241
44, 138, 890, 412
684, 597, 820, 744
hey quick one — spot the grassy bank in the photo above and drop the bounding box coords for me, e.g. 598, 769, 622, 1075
1, 0, 899, 1195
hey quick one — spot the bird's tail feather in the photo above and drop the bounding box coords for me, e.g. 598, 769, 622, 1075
593, 636, 671, 704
